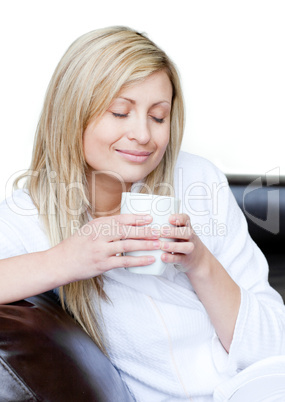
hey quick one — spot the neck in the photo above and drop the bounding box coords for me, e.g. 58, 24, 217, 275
87, 172, 132, 219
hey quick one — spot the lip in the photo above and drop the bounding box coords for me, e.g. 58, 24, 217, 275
115, 149, 152, 163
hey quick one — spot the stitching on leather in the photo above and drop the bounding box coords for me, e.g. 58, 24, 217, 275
0, 357, 37, 401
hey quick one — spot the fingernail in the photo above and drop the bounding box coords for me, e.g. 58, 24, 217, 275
148, 256, 155, 263
162, 254, 168, 262
153, 240, 160, 248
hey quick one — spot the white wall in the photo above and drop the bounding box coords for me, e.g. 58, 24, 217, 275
1, 0, 284, 201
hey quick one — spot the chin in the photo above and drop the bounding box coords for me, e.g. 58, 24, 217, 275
119, 166, 155, 185
121, 174, 146, 186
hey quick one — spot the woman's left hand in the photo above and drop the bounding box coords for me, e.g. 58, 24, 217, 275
159, 213, 207, 272
160, 213, 241, 353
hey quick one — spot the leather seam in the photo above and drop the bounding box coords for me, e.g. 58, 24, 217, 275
0, 357, 38, 401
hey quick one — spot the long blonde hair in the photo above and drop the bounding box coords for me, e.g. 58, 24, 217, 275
15, 26, 185, 353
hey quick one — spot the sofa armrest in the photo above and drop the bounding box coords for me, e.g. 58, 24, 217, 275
0, 291, 134, 402
228, 174, 285, 300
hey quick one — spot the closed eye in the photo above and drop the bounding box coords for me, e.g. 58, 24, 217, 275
112, 112, 164, 123
112, 112, 128, 118
152, 116, 165, 124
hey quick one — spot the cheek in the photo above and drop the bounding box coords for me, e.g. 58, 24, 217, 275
82, 127, 104, 165
83, 121, 109, 153
156, 127, 170, 152
83, 134, 96, 164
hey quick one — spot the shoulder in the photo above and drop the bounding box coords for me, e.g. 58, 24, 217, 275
174, 151, 228, 186
173, 152, 235, 250
0, 189, 39, 224
0, 189, 50, 257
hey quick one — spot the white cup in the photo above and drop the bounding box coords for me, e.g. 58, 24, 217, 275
120, 192, 181, 275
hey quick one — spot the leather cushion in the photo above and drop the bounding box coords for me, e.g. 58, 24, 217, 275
0, 292, 133, 402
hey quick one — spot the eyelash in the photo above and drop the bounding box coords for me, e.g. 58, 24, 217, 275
112, 113, 165, 124
112, 113, 128, 118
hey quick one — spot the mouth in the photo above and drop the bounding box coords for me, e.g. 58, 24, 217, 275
115, 149, 152, 163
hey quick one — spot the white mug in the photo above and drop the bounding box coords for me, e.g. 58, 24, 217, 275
120, 192, 181, 275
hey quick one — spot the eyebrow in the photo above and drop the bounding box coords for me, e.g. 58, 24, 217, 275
118, 97, 171, 107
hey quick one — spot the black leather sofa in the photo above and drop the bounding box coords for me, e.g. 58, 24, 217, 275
0, 291, 134, 402
0, 175, 284, 401
228, 174, 285, 301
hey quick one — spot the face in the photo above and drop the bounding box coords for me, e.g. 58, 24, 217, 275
83, 70, 173, 190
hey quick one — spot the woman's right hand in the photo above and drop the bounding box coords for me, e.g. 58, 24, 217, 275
51, 213, 160, 283
0, 213, 161, 304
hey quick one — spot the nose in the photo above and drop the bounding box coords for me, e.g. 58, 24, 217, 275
127, 117, 151, 144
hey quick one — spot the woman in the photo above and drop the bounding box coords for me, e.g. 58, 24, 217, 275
0, 26, 284, 401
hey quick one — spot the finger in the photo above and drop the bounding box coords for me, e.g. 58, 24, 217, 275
169, 213, 191, 227
106, 254, 156, 270
88, 216, 156, 242
160, 240, 194, 254
161, 251, 187, 265
111, 225, 160, 242
160, 225, 193, 241
109, 239, 161, 255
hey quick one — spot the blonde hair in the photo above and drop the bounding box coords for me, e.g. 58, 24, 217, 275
15, 26, 185, 353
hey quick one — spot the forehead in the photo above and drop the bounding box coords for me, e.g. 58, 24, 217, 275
117, 71, 173, 103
